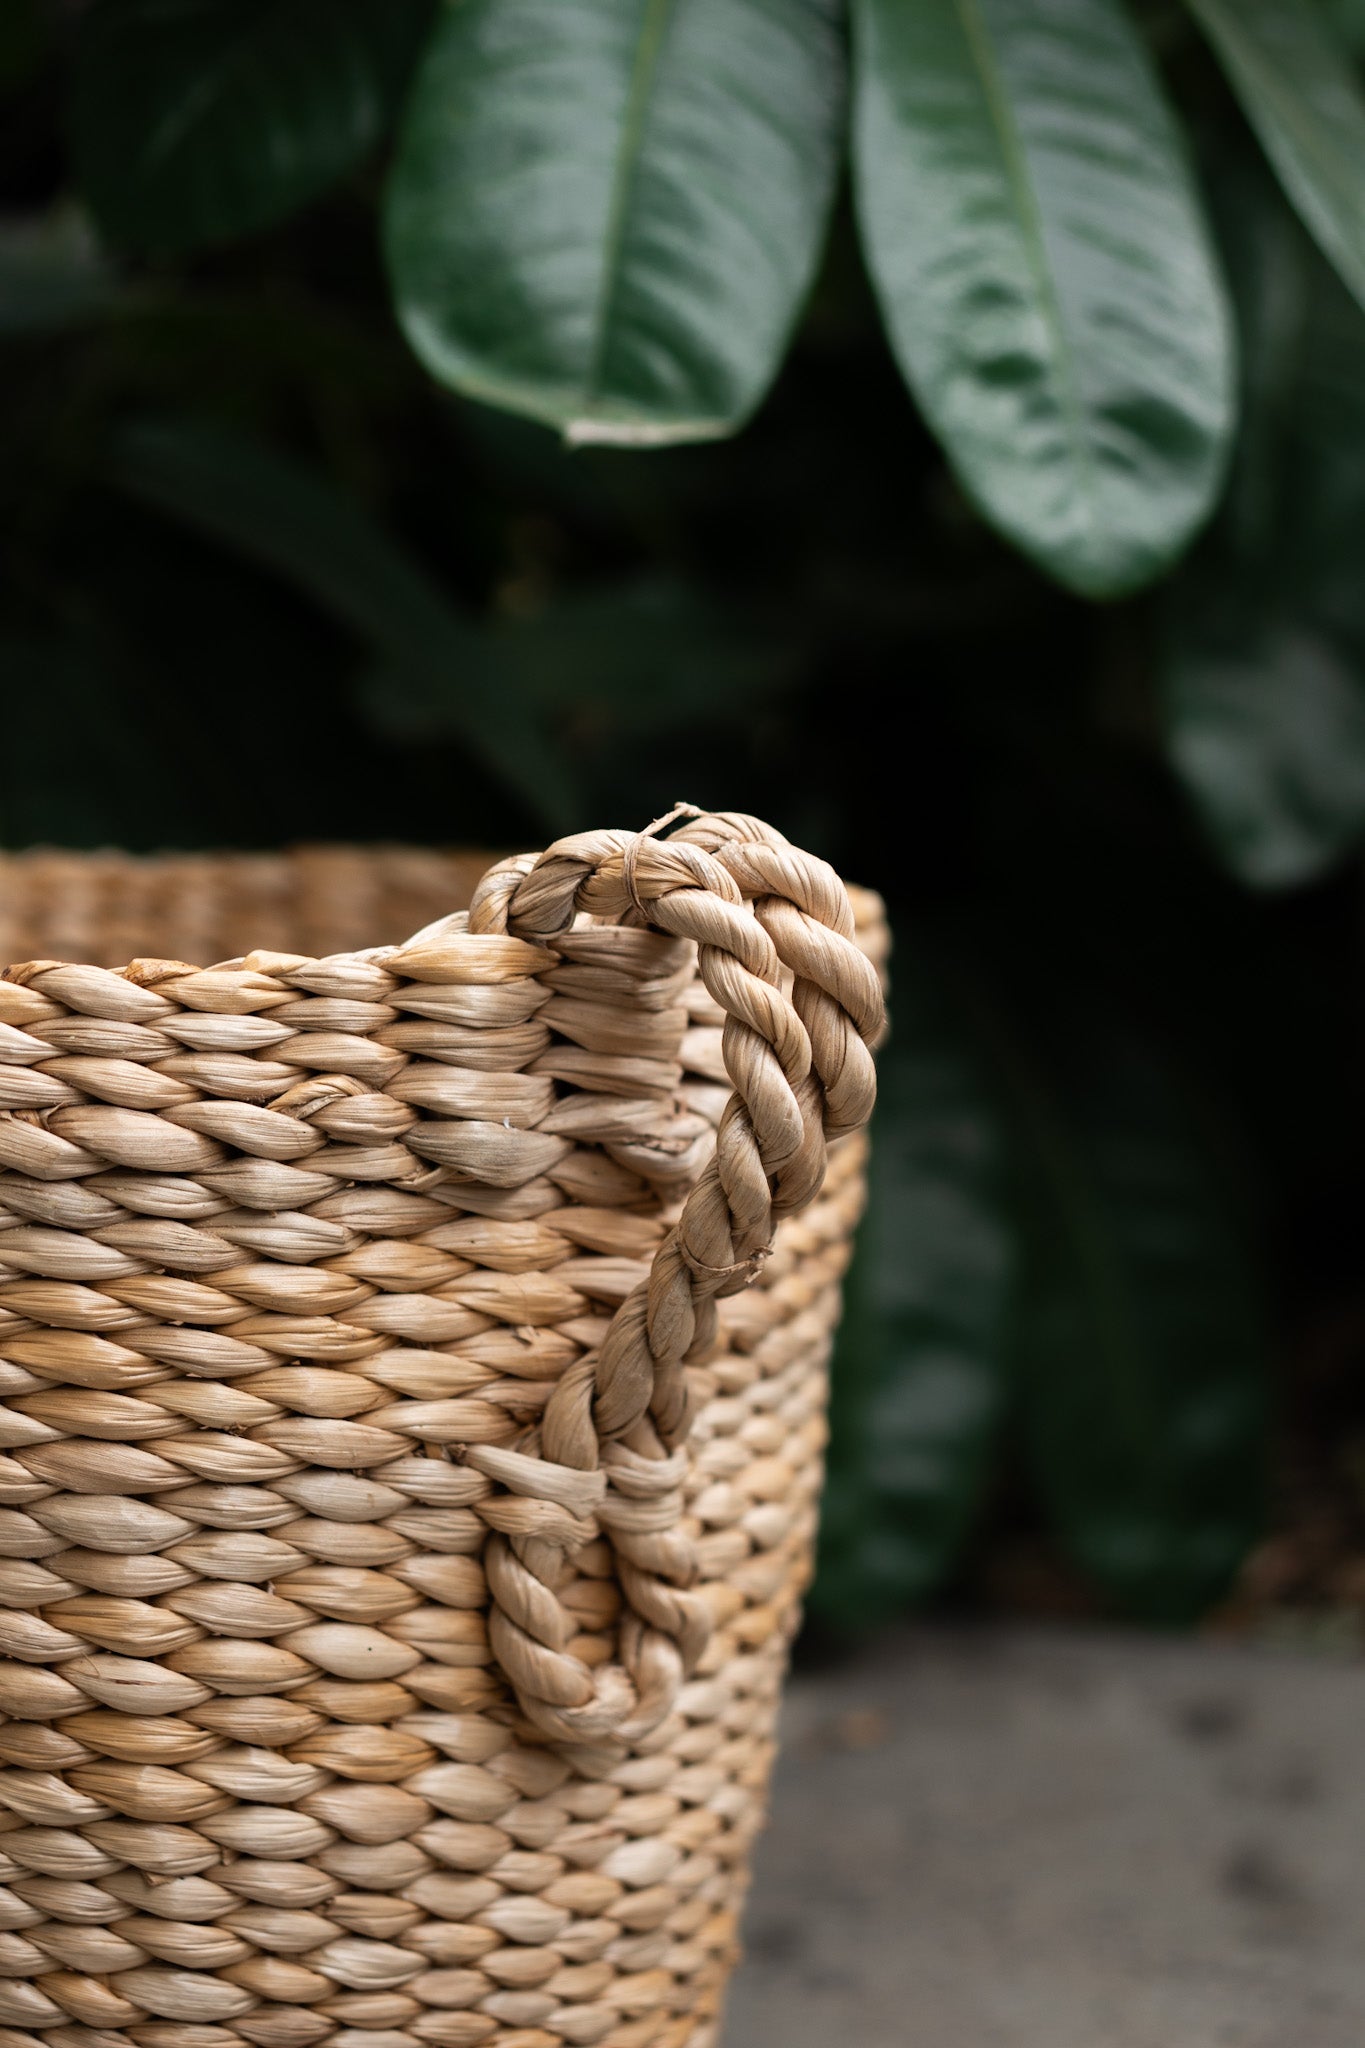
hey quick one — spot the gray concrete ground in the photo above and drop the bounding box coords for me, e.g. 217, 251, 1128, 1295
724, 1626, 1365, 2048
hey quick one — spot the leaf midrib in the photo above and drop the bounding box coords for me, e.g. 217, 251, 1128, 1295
954, 0, 1101, 543
575, 0, 676, 424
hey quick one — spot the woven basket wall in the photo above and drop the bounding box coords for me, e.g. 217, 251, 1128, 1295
0, 821, 886, 2048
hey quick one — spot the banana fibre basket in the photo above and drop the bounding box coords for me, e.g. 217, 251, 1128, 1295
0, 812, 886, 2048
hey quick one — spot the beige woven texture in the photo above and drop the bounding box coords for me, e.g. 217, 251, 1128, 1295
0, 814, 886, 2048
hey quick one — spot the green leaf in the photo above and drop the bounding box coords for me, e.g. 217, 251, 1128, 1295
1000, 1012, 1267, 1621
0, 208, 115, 336
384, 0, 845, 445
852, 0, 1235, 597
1166, 627, 1365, 890
70, 0, 434, 254
105, 418, 580, 832
1187, 0, 1365, 319
814, 966, 1013, 1627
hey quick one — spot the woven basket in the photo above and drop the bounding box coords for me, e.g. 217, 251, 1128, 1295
0, 813, 885, 2048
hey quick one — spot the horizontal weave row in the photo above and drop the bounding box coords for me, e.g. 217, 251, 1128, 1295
0, 838, 885, 2048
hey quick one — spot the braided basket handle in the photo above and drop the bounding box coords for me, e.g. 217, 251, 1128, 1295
462, 809, 883, 1746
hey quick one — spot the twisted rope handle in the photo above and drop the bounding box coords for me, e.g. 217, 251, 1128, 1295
463, 810, 884, 1746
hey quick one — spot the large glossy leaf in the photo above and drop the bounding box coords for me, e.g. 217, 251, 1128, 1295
70, 0, 433, 254
384, 0, 845, 444
1187, 0, 1365, 318
106, 419, 579, 832
1004, 1014, 1267, 1621
852, 0, 1235, 597
814, 967, 1013, 1627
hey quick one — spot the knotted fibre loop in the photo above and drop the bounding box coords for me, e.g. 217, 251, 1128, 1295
466, 810, 884, 1745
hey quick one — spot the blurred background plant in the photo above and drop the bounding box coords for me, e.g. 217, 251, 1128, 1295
6, 0, 1365, 1637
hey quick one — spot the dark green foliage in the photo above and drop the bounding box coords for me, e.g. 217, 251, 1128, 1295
815, 963, 1014, 1630
69, 0, 433, 253
1002, 1009, 1267, 1622
47, 0, 1365, 594
1164, 151, 1365, 885
108, 418, 579, 828
8, 1, 1365, 1625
